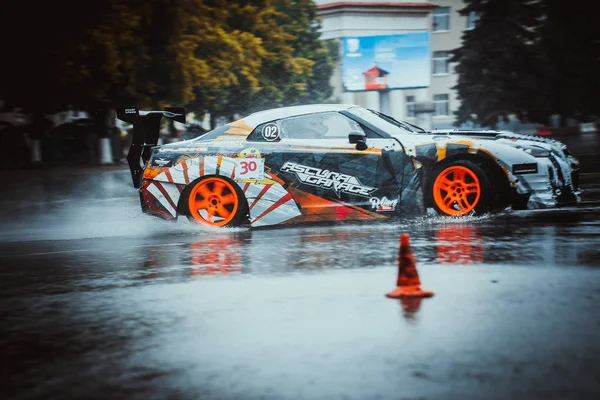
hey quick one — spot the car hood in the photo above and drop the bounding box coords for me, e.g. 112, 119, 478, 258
410, 129, 570, 157
429, 129, 566, 147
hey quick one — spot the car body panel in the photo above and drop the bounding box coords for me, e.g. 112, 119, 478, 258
399, 130, 580, 208
142, 133, 420, 227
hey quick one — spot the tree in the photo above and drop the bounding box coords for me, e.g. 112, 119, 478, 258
277, 0, 337, 106
186, 0, 336, 126
0, 0, 335, 134
451, 0, 548, 128
452, 0, 600, 128
0, 0, 265, 144
59, 0, 266, 124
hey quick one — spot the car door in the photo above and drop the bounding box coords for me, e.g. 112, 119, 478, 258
248, 112, 410, 216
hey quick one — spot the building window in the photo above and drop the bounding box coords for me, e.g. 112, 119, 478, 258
433, 51, 449, 75
433, 7, 450, 31
406, 96, 416, 118
434, 94, 449, 116
466, 11, 479, 29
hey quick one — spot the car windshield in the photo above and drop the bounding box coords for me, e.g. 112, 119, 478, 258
346, 106, 426, 135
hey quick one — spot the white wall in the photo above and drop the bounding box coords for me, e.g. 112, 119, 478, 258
428, 0, 468, 127
319, 12, 430, 40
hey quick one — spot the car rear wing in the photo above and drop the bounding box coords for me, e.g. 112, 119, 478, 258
116, 107, 186, 188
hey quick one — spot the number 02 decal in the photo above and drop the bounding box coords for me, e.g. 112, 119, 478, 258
262, 123, 280, 141
234, 158, 265, 180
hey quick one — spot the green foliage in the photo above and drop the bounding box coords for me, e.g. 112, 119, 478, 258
187, 0, 336, 123
452, 0, 600, 127
0, 0, 334, 125
452, 0, 547, 127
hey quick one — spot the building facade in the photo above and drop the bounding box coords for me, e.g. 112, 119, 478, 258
315, 0, 474, 129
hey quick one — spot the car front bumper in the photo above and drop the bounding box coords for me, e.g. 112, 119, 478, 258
513, 154, 581, 209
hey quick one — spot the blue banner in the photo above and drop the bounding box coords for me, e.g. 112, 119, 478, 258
341, 32, 431, 91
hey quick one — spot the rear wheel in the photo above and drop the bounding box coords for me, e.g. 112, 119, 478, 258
184, 176, 248, 227
429, 160, 495, 216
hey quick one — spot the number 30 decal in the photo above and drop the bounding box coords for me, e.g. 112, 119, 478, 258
235, 158, 265, 180
262, 123, 280, 141
239, 160, 258, 174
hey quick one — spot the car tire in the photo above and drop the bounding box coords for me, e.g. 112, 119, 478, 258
428, 160, 496, 216
183, 175, 248, 227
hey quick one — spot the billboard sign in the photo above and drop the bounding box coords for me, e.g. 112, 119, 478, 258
341, 32, 431, 92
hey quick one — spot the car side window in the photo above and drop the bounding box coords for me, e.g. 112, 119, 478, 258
247, 121, 284, 142
280, 112, 365, 140
360, 124, 384, 139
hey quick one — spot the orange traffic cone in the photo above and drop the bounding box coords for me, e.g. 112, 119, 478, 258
386, 234, 434, 298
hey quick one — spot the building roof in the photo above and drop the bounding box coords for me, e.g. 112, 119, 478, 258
316, 2, 437, 11
363, 66, 390, 76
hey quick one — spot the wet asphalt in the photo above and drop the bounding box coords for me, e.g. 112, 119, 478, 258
1, 166, 599, 400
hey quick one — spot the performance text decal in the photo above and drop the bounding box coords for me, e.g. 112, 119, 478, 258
281, 161, 376, 198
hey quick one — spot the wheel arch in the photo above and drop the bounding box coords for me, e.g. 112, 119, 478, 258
422, 152, 513, 209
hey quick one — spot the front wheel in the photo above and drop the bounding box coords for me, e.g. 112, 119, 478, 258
183, 176, 248, 227
429, 160, 495, 216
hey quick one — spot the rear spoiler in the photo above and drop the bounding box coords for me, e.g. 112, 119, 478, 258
116, 107, 186, 188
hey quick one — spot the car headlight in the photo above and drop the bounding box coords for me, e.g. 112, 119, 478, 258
516, 145, 551, 158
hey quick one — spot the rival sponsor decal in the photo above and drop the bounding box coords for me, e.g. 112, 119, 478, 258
152, 157, 172, 167
209, 140, 245, 146
238, 147, 261, 158
280, 161, 376, 198
512, 163, 538, 175
369, 196, 399, 212
158, 147, 208, 153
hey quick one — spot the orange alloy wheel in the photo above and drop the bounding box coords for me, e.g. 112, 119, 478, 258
432, 165, 481, 216
187, 177, 240, 226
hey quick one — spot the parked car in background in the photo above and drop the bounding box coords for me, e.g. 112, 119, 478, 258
43, 118, 96, 165
0, 122, 30, 168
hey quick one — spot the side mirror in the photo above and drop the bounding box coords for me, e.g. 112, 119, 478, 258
348, 131, 368, 151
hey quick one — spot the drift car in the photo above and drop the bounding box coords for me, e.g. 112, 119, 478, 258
117, 104, 580, 228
